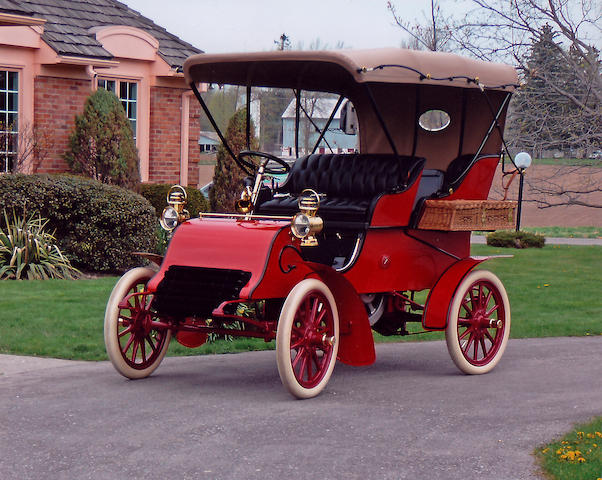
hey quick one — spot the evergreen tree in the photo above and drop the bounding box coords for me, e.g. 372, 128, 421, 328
65, 88, 140, 189
509, 24, 570, 156
507, 24, 600, 158
209, 108, 257, 212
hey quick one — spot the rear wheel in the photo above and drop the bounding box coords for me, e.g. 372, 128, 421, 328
276, 279, 339, 399
104, 267, 171, 379
445, 270, 510, 374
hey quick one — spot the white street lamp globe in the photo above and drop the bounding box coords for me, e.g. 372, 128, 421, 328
515, 152, 532, 169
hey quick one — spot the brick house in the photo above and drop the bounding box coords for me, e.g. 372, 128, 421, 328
0, 0, 209, 187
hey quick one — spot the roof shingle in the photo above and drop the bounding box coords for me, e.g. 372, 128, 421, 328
3, 0, 202, 67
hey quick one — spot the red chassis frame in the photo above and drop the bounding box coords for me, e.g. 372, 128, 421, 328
143, 155, 503, 368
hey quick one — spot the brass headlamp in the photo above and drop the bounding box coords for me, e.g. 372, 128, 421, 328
291, 189, 323, 247
160, 185, 190, 231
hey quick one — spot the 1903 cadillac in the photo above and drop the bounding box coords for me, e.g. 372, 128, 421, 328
104, 48, 524, 399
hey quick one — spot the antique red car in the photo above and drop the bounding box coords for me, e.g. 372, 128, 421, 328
104, 48, 522, 399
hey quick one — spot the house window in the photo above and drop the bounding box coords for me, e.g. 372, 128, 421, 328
0, 70, 18, 173
98, 78, 137, 140
199, 143, 217, 153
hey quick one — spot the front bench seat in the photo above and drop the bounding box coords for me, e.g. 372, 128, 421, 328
256, 153, 425, 226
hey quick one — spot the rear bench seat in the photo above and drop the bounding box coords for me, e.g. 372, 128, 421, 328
256, 153, 425, 227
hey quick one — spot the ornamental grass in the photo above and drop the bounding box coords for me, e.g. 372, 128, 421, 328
0, 209, 80, 280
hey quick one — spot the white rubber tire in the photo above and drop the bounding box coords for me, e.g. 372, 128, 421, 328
104, 267, 171, 379
446, 270, 510, 375
276, 278, 339, 399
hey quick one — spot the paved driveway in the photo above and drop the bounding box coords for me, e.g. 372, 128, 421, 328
1, 336, 601, 480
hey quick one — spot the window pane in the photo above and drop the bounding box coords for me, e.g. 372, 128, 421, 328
8, 132, 18, 152
128, 82, 137, 100
8, 112, 17, 130
8, 93, 18, 112
8, 71, 18, 91
120, 82, 127, 99
0, 70, 17, 172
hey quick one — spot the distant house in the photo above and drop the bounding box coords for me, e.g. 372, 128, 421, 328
281, 97, 357, 157
0, 0, 206, 187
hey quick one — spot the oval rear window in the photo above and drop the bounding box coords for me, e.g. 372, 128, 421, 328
419, 110, 451, 132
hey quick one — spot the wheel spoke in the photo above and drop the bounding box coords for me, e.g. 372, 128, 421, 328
461, 298, 473, 316
484, 329, 496, 345
118, 325, 133, 338
122, 332, 135, 355
486, 304, 500, 317
140, 339, 147, 363
146, 334, 158, 353
305, 351, 313, 381
472, 334, 479, 360
131, 338, 139, 361
298, 352, 308, 381
314, 307, 327, 328
479, 337, 488, 358
292, 347, 304, 370
463, 333, 475, 355
458, 327, 471, 341
309, 297, 319, 325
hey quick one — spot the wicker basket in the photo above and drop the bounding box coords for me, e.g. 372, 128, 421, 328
418, 200, 517, 231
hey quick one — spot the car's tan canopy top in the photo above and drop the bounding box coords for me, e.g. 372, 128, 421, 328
183, 48, 518, 92
184, 49, 518, 169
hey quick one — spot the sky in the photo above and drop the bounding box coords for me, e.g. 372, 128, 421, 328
123, 0, 429, 53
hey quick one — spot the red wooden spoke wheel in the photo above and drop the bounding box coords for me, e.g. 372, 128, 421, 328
276, 279, 339, 399
104, 267, 171, 379
445, 270, 510, 375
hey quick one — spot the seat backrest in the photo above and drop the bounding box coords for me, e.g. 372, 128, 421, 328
443, 154, 476, 191
413, 169, 444, 207
281, 153, 424, 198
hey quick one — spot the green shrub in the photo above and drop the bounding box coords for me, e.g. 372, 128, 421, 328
139, 183, 210, 217
64, 88, 140, 190
486, 230, 546, 248
0, 210, 80, 280
0, 174, 156, 272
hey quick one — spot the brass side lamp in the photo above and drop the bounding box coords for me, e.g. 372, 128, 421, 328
160, 185, 190, 232
290, 189, 323, 247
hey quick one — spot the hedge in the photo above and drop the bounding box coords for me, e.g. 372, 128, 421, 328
0, 174, 156, 272
139, 183, 210, 217
486, 230, 546, 248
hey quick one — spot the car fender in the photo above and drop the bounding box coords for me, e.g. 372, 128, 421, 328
422, 255, 512, 330
302, 262, 376, 367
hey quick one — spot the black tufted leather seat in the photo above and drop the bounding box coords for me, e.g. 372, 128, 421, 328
256, 153, 425, 227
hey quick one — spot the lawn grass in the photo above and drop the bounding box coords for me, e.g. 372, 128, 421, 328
0, 245, 600, 360
521, 226, 601, 239
474, 226, 601, 238
535, 417, 602, 480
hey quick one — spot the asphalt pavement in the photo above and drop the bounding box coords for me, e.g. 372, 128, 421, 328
1, 336, 601, 480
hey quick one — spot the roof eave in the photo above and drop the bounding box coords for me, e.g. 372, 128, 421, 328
0, 12, 46, 26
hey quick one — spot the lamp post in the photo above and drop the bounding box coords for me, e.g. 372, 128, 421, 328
514, 152, 532, 231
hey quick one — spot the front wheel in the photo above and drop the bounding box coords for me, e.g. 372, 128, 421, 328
276, 279, 339, 399
445, 270, 510, 375
104, 267, 171, 379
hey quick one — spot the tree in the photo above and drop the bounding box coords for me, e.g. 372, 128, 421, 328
387, 0, 453, 51
210, 108, 257, 212
450, 0, 601, 208
509, 24, 577, 157
65, 88, 140, 190
1, 121, 54, 174
274, 33, 291, 51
